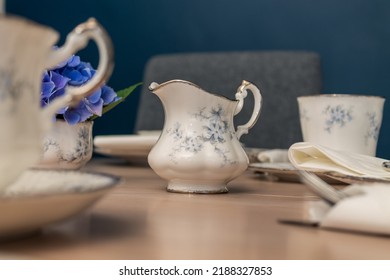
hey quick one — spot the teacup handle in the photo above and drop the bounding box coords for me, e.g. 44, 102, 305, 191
43, 18, 114, 116
234, 80, 263, 140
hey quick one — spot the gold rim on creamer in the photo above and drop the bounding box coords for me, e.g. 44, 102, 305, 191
148, 79, 244, 102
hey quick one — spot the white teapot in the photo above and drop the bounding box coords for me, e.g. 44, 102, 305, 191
0, 15, 113, 191
148, 80, 262, 193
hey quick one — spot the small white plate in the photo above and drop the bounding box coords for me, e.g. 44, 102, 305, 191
93, 133, 160, 162
0, 169, 119, 239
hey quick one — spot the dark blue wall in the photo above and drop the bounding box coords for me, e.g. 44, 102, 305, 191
7, 0, 390, 158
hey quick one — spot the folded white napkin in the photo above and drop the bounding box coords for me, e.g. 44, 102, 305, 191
300, 183, 390, 236
288, 142, 390, 180
257, 149, 289, 163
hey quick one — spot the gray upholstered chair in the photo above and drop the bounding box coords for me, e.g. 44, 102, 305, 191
135, 51, 322, 149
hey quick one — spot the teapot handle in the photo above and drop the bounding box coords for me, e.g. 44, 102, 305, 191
234, 80, 263, 140
43, 18, 114, 117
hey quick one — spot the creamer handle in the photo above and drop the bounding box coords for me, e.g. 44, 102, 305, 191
235, 80, 262, 140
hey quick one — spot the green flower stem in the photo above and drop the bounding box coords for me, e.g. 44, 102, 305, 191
89, 82, 142, 121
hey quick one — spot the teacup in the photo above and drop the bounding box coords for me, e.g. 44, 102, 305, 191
297, 94, 385, 156
0, 16, 113, 191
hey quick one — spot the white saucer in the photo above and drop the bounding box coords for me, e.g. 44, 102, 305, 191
321, 172, 390, 185
93, 133, 159, 162
249, 162, 390, 185
0, 169, 119, 239
249, 162, 343, 184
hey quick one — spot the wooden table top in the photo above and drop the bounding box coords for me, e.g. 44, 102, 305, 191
1, 158, 390, 260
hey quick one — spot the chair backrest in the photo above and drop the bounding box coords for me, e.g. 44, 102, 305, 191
135, 51, 322, 149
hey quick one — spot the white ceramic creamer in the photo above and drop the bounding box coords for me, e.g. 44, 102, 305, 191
148, 80, 262, 193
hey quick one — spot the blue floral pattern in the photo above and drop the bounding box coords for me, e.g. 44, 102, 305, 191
166, 105, 237, 165
323, 105, 353, 133
0, 67, 30, 103
43, 125, 91, 163
299, 108, 309, 122
365, 112, 380, 143
311, 104, 381, 147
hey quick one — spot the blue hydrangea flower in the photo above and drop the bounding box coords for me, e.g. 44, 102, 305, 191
41, 54, 120, 125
